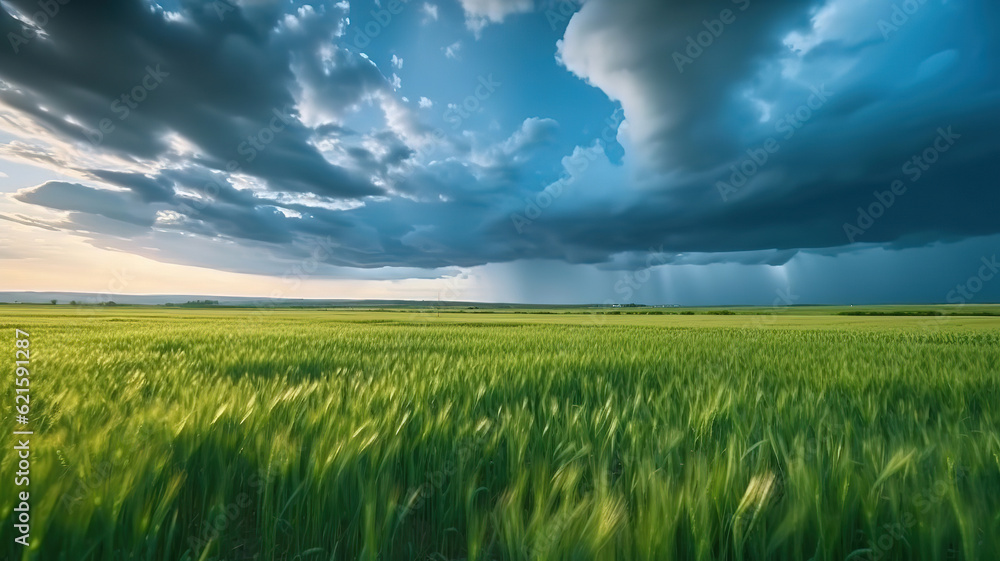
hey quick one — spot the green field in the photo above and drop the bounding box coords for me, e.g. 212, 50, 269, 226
1, 306, 999, 560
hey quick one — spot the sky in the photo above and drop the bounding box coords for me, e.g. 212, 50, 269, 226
0, 0, 998, 305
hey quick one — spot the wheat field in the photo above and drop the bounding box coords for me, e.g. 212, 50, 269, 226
1, 306, 998, 560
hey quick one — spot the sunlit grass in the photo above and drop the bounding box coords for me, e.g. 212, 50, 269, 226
0, 307, 997, 560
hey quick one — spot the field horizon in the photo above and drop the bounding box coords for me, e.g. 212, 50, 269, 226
3, 293, 1000, 311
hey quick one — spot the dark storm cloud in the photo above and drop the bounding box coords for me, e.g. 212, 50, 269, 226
558, 0, 817, 173
0, 212, 60, 231
517, 0, 1000, 266
162, 166, 262, 208
87, 170, 175, 203
179, 200, 296, 243
0, 0, 382, 198
3, 0, 999, 275
13, 181, 156, 226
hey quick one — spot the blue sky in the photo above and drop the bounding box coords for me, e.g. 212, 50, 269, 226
0, 0, 998, 304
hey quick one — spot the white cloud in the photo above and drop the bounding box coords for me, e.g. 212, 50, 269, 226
555, 0, 810, 172
418, 96, 434, 109
472, 117, 559, 168
376, 91, 437, 151
499, 117, 558, 158
391, 54, 403, 69
444, 41, 462, 60
784, 0, 881, 55
421, 2, 439, 23
458, 0, 533, 37
390, 73, 402, 90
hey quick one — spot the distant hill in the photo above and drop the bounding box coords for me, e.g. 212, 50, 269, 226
4, 292, 993, 309
0, 291, 558, 308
